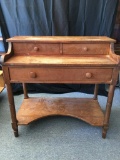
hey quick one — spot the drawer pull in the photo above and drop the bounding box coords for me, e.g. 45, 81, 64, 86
30, 72, 37, 78
83, 47, 88, 51
34, 47, 39, 51
86, 72, 92, 78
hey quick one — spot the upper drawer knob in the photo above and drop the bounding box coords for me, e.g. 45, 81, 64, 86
83, 47, 88, 51
34, 47, 39, 51
30, 72, 37, 78
86, 72, 92, 78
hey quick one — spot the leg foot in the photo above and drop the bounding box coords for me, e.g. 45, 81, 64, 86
102, 125, 109, 139
12, 122, 19, 137
102, 129, 106, 139
14, 130, 19, 137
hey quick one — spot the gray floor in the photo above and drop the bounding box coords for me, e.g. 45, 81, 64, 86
0, 88, 120, 160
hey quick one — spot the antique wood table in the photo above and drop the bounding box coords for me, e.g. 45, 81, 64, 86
1, 36, 120, 138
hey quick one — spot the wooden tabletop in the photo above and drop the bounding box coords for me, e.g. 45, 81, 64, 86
6, 36, 116, 43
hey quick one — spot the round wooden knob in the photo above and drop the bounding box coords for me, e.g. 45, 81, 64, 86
33, 47, 39, 51
30, 72, 37, 78
86, 72, 92, 78
83, 47, 88, 51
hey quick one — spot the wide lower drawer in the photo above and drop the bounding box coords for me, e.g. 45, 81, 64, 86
9, 67, 113, 83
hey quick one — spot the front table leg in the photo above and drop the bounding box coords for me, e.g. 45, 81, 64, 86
102, 84, 115, 138
6, 83, 18, 137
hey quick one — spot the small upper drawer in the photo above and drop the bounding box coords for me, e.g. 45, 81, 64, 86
63, 43, 109, 55
13, 43, 60, 55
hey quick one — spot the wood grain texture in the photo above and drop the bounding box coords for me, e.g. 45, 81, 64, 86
17, 97, 104, 126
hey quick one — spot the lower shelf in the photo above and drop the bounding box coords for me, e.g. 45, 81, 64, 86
17, 97, 104, 126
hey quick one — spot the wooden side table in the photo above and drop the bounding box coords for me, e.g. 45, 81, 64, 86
1, 36, 120, 138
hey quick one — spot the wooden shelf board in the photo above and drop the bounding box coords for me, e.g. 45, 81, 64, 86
0, 87, 4, 92
17, 97, 104, 126
5, 55, 117, 66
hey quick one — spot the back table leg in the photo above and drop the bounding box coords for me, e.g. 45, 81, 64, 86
6, 83, 18, 137
93, 84, 99, 100
23, 83, 29, 99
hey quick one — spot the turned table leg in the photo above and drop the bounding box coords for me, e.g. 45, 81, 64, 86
93, 84, 99, 100
6, 83, 18, 137
23, 83, 29, 99
102, 84, 115, 138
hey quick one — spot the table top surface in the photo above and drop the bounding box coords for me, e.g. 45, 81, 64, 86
6, 36, 116, 43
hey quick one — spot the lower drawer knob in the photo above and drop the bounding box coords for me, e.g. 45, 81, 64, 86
30, 72, 37, 78
86, 72, 92, 78
34, 47, 39, 51
83, 47, 88, 51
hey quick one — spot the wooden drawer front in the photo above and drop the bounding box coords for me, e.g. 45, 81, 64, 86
63, 43, 109, 55
13, 43, 60, 55
9, 67, 112, 83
